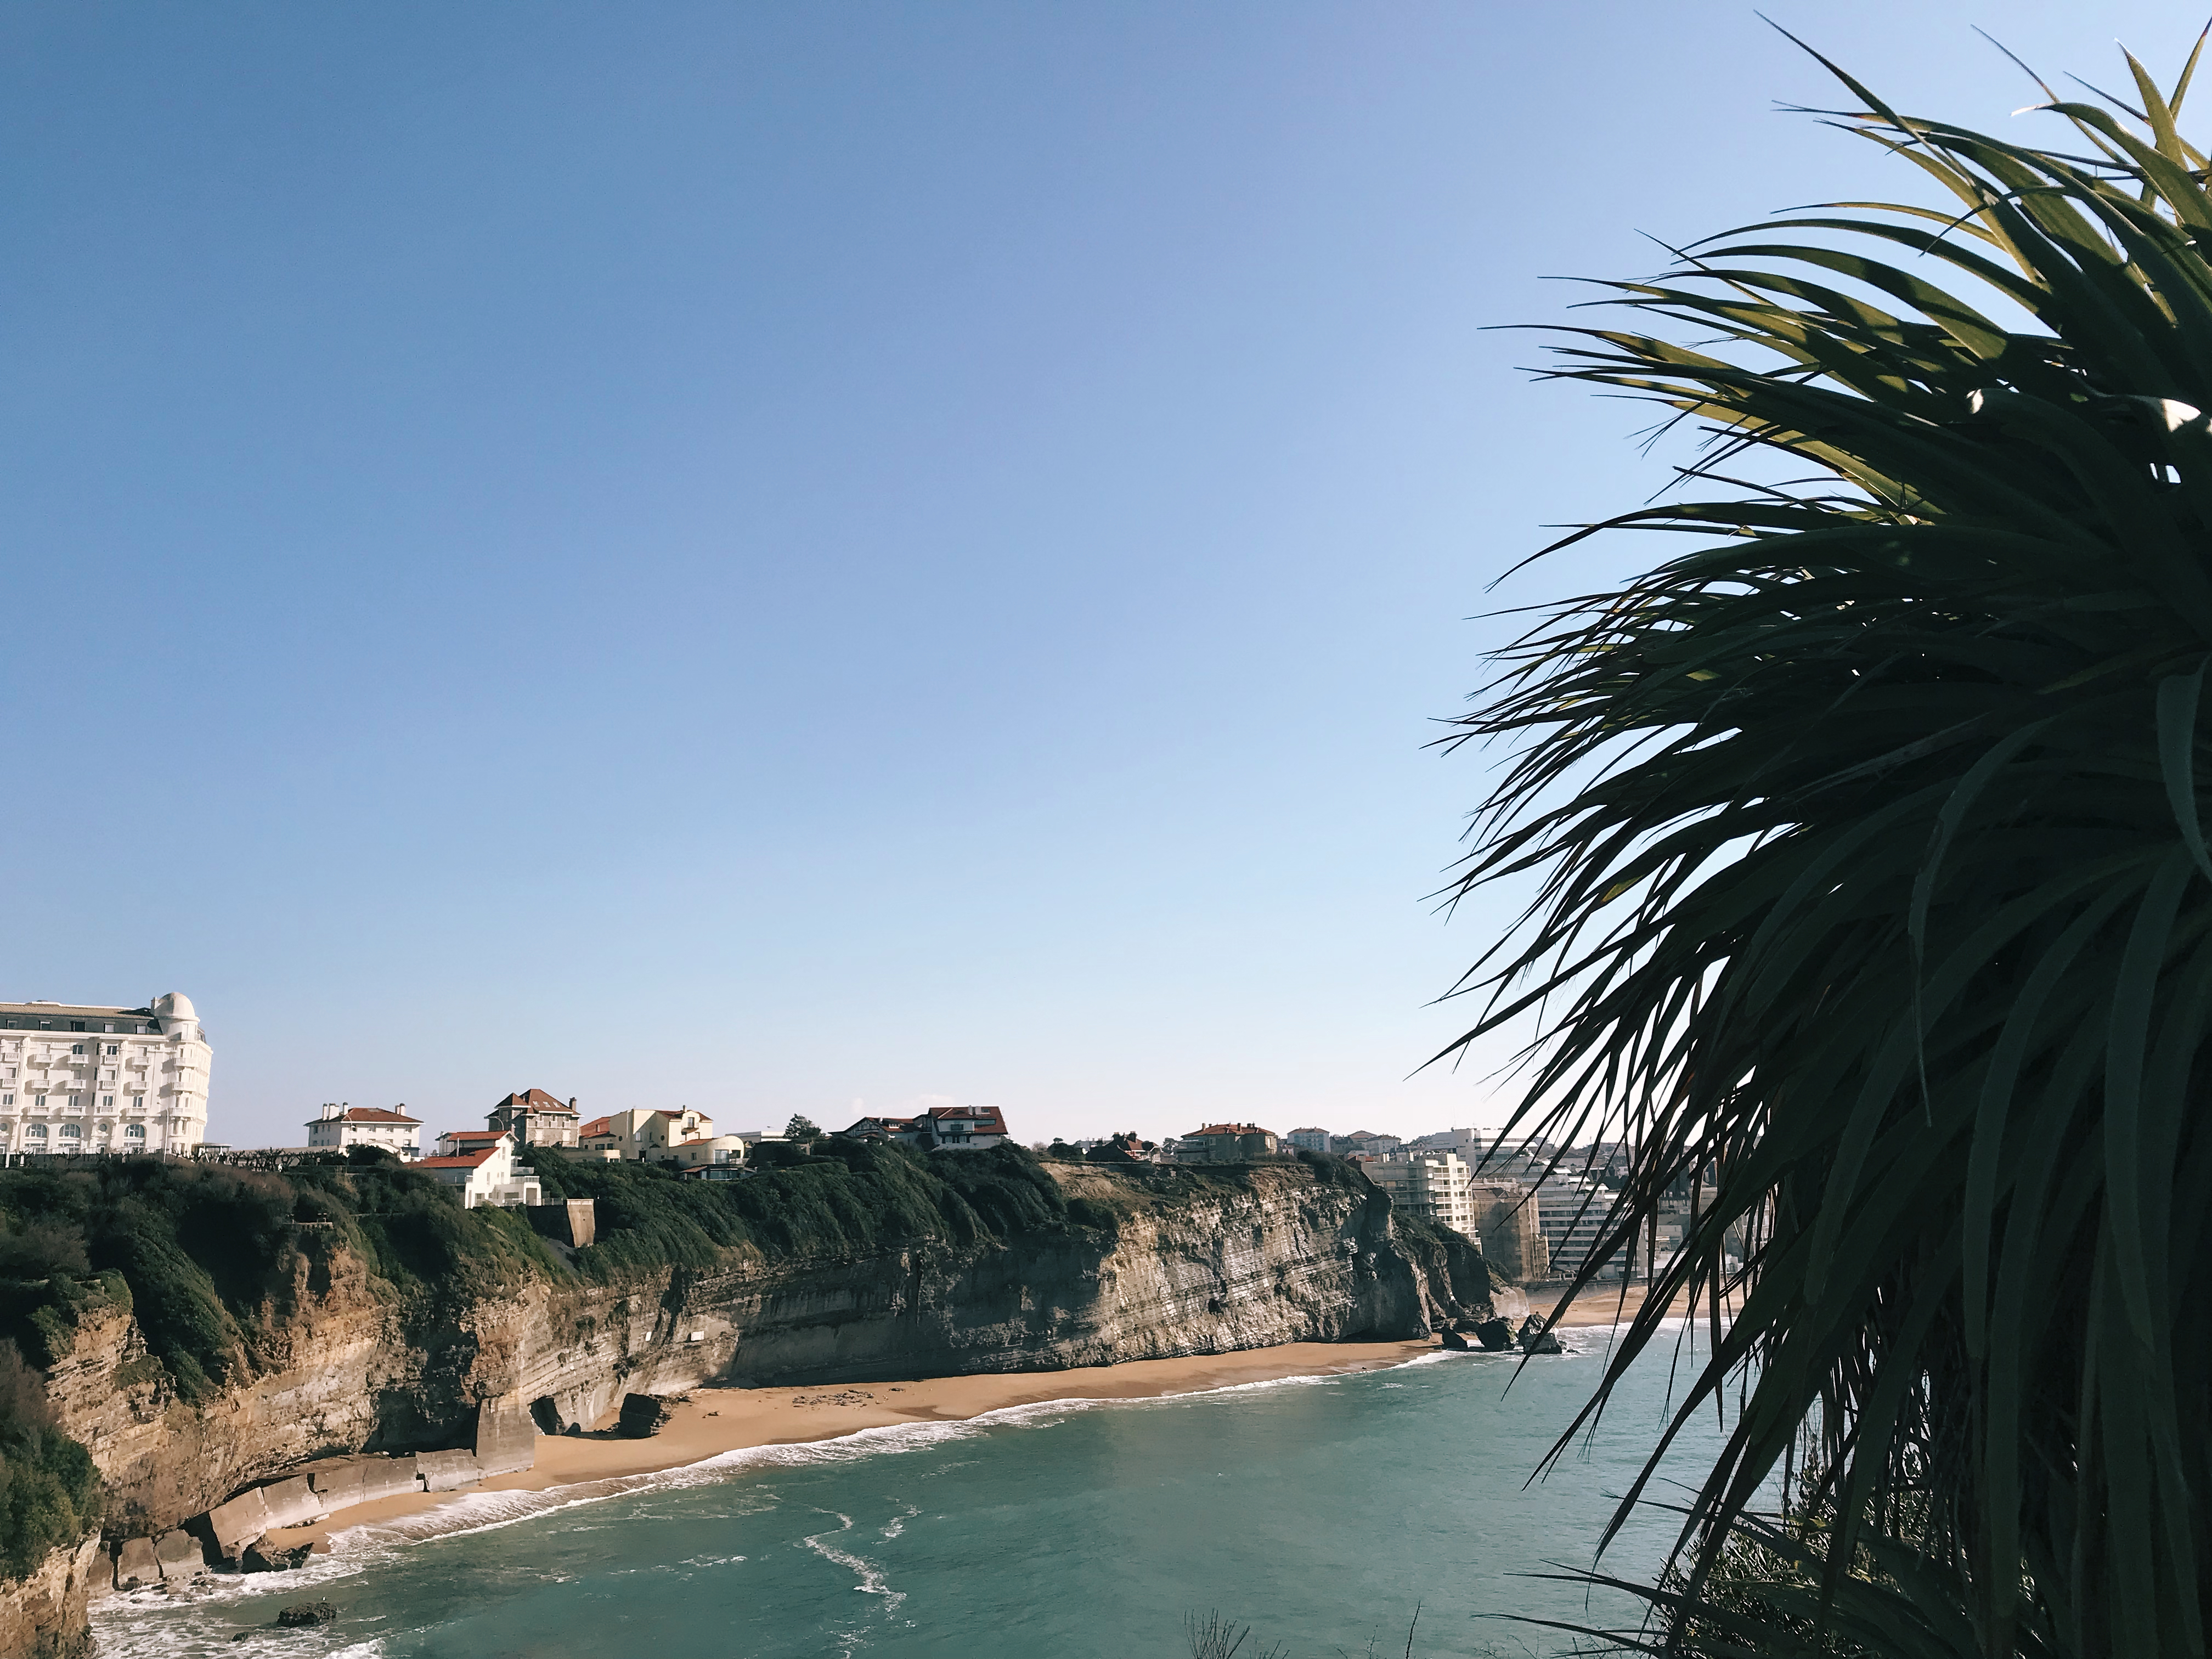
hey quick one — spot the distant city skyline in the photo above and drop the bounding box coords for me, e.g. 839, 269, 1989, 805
4, 3, 2193, 1150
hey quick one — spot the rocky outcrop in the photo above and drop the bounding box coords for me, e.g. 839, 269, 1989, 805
617, 1392, 674, 1437
0, 1536, 103, 1659
11, 1158, 1492, 1653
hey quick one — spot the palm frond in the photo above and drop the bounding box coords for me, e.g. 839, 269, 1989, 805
1444, 38, 2212, 1659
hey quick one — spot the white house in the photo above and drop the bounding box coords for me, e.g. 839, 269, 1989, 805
306, 1103, 421, 1159
417, 1137, 542, 1209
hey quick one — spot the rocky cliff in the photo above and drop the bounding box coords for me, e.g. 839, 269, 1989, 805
1, 1147, 1493, 1649
53, 1158, 1487, 1525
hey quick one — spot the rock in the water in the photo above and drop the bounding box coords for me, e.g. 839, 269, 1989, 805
275, 1601, 337, 1628
616, 1392, 673, 1438
1472, 1318, 1514, 1351
154, 1528, 207, 1580
1516, 1315, 1564, 1355
1438, 1326, 1471, 1351
243, 1540, 313, 1573
113, 1536, 160, 1590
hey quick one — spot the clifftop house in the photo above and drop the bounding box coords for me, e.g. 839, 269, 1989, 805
307, 1103, 421, 1160
839, 1104, 1011, 1153
487, 1088, 580, 1148
435, 1127, 510, 1159
1175, 1123, 1279, 1162
577, 1107, 747, 1170
417, 1137, 541, 1209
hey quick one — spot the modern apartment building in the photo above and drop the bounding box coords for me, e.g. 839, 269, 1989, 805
1362, 1152, 1477, 1234
1536, 1178, 1616, 1279
0, 992, 211, 1155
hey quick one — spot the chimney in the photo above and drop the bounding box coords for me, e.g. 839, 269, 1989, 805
321, 1102, 341, 1121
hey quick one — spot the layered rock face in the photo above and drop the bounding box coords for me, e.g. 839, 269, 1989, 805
0, 1536, 103, 1659
16, 1157, 1489, 1650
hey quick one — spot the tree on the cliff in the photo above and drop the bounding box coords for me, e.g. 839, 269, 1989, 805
785, 1114, 820, 1143
1445, 33, 2212, 1658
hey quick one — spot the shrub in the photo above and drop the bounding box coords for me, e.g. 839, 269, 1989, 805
0, 1341, 98, 1582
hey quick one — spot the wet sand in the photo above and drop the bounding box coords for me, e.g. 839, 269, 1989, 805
266, 1287, 1701, 1553
265, 1339, 1432, 1550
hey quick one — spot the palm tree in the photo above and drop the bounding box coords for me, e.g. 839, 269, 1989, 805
1442, 33, 2212, 1658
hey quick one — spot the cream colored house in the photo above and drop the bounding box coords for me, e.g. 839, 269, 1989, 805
0, 992, 211, 1155
578, 1107, 719, 1161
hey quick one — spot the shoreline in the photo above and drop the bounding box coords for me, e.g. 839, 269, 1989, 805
266, 1288, 1696, 1553
267, 1339, 1432, 1550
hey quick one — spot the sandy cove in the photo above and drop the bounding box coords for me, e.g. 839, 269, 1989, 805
265, 1290, 1693, 1552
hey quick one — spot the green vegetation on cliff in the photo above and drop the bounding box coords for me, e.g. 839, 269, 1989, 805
0, 1142, 1463, 1585
0, 1342, 98, 1583
0, 1144, 1352, 1402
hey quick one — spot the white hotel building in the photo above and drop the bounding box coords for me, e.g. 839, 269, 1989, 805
0, 994, 211, 1155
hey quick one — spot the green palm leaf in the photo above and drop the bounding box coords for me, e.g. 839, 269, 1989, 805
1445, 34, 2212, 1658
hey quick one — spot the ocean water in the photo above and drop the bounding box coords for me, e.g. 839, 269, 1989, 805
92, 1330, 1731, 1659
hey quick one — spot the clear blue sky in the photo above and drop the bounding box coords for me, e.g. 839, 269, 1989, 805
2, 2, 2194, 1149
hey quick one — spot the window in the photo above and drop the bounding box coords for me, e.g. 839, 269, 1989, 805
58, 1125, 80, 1141
69, 1022, 83, 1032
101, 1023, 114, 1034
129, 1095, 143, 1110
100, 1097, 113, 1111
1, 1096, 10, 1107
124, 1125, 144, 1142
105, 1045, 117, 1056
67, 1096, 81, 1110
70, 1043, 84, 1056
32, 1096, 44, 1110
26, 1125, 45, 1140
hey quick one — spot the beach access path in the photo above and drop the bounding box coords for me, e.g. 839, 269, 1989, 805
264, 1286, 1691, 1551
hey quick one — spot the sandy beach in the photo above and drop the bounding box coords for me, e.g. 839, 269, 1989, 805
264, 1287, 1696, 1553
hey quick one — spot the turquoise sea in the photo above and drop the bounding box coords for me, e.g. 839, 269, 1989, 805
92, 1329, 1729, 1659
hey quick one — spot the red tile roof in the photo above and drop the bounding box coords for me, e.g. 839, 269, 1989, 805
417, 1149, 497, 1169
441, 1130, 506, 1144
925, 1105, 1007, 1132
312, 1106, 419, 1125
1189, 1123, 1276, 1138
493, 1088, 577, 1116
578, 1116, 614, 1139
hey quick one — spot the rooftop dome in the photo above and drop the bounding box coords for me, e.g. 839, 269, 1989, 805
151, 992, 196, 1020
